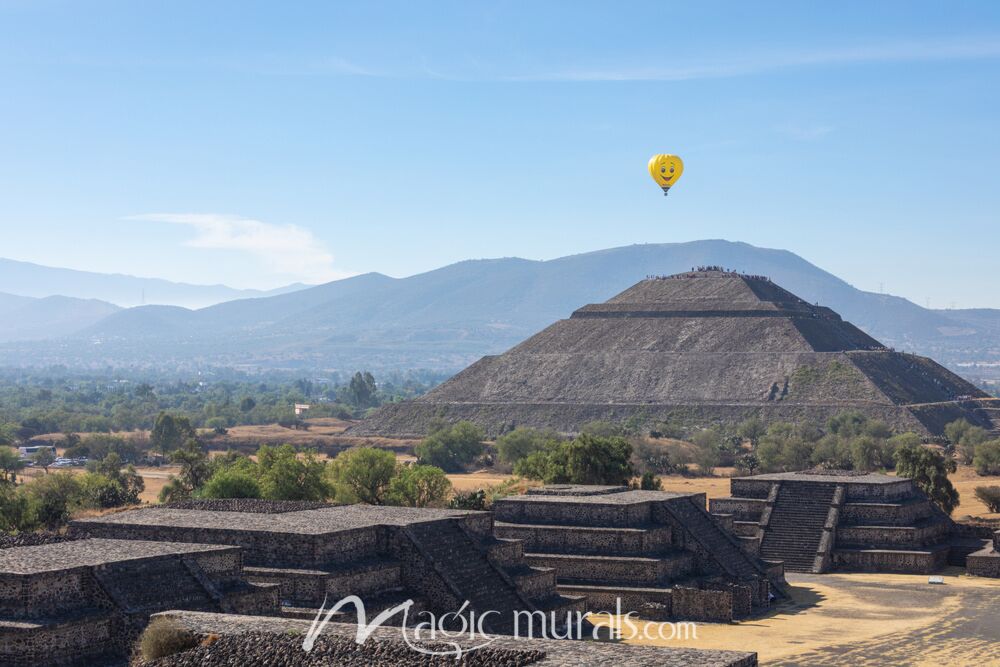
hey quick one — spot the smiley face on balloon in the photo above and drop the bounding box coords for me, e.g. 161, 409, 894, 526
648, 154, 684, 196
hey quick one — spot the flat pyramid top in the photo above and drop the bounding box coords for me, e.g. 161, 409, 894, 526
576, 270, 817, 316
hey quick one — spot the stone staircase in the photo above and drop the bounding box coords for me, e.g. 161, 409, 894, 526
405, 519, 551, 634
759, 482, 838, 572
94, 557, 217, 614
660, 496, 766, 582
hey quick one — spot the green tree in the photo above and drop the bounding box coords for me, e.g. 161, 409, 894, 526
32, 447, 56, 474
347, 371, 379, 409
0, 446, 25, 485
973, 439, 1000, 476
735, 452, 761, 475
151, 412, 197, 454
239, 396, 257, 413
23, 472, 84, 529
850, 436, 882, 472
736, 418, 766, 447
515, 434, 633, 486
86, 453, 144, 505
894, 444, 959, 515
495, 428, 558, 466
974, 486, 1000, 513
691, 429, 722, 474
158, 438, 211, 502
0, 484, 34, 532
386, 465, 452, 507
331, 447, 396, 504
414, 421, 484, 472
257, 445, 330, 501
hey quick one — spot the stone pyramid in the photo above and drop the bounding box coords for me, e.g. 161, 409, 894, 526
355, 270, 999, 437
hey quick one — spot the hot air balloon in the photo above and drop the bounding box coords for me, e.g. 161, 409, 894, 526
648, 154, 684, 196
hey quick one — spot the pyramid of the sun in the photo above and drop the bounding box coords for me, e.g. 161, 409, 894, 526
355, 270, 999, 438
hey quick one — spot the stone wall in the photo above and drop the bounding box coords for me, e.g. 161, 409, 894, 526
671, 587, 733, 623
708, 497, 766, 521
839, 501, 933, 526
832, 547, 949, 573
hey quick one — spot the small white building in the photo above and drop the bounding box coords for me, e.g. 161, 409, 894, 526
294, 403, 311, 416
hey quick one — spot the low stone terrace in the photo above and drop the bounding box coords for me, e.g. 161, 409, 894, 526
711, 470, 957, 574
74, 503, 585, 637
0, 538, 279, 667
967, 530, 1000, 578
494, 486, 781, 623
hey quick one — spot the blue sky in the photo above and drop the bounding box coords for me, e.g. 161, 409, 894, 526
1, 1, 998, 307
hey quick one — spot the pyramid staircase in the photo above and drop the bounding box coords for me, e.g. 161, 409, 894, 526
93, 557, 218, 614
758, 482, 839, 572
405, 519, 584, 635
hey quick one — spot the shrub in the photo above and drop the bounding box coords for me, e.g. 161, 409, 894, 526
386, 465, 452, 507
690, 429, 721, 475
139, 618, 199, 661
495, 428, 558, 466
973, 439, 1000, 476
23, 473, 84, 529
199, 469, 262, 499
974, 486, 1000, 513
414, 421, 484, 472
633, 471, 662, 491
632, 440, 680, 475
449, 489, 487, 511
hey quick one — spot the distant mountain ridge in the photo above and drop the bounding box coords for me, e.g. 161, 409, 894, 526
0, 292, 120, 342
0, 257, 307, 309
0, 241, 998, 384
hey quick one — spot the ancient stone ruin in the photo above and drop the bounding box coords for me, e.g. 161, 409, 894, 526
709, 470, 972, 573
0, 537, 278, 666
492, 486, 783, 622
966, 530, 1000, 577
74, 501, 585, 635
353, 269, 999, 437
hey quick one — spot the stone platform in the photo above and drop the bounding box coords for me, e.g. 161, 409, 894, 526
74, 502, 584, 636
493, 486, 782, 622
966, 530, 1000, 578
710, 470, 956, 574
0, 538, 278, 666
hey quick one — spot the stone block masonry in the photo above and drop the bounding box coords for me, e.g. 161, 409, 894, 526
966, 530, 1000, 578
711, 470, 964, 575
494, 486, 780, 623
74, 502, 584, 638
0, 538, 279, 666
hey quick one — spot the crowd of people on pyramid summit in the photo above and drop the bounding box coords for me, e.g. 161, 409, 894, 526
645, 267, 772, 282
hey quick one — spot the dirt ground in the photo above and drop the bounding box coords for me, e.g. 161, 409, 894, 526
950, 465, 1000, 521
591, 569, 1000, 666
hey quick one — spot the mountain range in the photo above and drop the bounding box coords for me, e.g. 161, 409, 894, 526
0, 241, 997, 385
0, 257, 306, 309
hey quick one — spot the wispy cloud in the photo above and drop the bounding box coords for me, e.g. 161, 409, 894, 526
129, 213, 350, 284
501, 38, 1000, 82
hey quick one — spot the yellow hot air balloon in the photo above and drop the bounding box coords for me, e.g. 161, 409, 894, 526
648, 154, 684, 196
